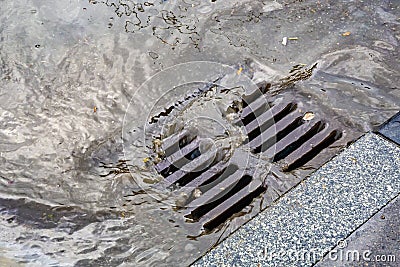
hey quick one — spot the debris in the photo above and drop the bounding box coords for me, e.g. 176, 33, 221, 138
152, 138, 162, 147
342, 31, 351, 36
303, 112, 315, 121
143, 178, 159, 184
143, 157, 151, 163
149, 51, 159, 60
193, 188, 202, 198
289, 63, 307, 73
282, 37, 288, 46
226, 113, 238, 122
282, 37, 298, 46
350, 157, 357, 163
273, 63, 318, 94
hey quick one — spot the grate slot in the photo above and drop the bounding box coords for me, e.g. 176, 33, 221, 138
159, 149, 219, 187
196, 164, 240, 193
200, 164, 239, 188
161, 130, 193, 157
175, 153, 216, 187
186, 172, 250, 220
155, 138, 200, 177
185, 147, 201, 160
266, 120, 325, 161
185, 170, 244, 215
283, 129, 342, 172
202, 180, 266, 231
181, 163, 233, 193
183, 165, 241, 205
174, 171, 205, 188
250, 112, 304, 153
245, 102, 297, 141
241, 82, 271, 108
239, 96, 272, 125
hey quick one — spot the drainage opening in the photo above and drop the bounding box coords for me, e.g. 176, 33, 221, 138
198, 164, 239, 191
203, 185, 266, 231
186, 174, 253, 221
238, 93, 344, 171
283, 129, 343, 172
246, 102, 297, 142
156, 138, 201, 177
150, 79, 350, 234
251, 114, 304, 153
273, 121, 326, 162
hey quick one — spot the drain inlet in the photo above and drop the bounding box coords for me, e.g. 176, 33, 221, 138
272, 121, 326, 162
150, 77, 355, 234
283, 129, 342, 171
186, 174, 253, 221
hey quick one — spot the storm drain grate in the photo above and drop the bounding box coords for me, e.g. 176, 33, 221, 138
151, 81, 353, 235
238, 88, 343, 171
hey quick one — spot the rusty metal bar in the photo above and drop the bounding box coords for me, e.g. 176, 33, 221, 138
264, 120, 324, 159
249, 111, 303, 152
283, 128, 341, 171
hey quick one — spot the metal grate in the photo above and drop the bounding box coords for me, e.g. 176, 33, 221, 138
151, 81, 353, 235
238, 89, 343, 170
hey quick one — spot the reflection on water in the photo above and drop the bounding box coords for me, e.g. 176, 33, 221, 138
0, 248, 24, 267
96, 0, 202, 47
0, 0, 399, 266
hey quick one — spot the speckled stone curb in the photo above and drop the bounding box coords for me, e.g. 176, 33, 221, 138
193, 133, 400, 267
316, 194, 400, 267
379, 111, 400, 146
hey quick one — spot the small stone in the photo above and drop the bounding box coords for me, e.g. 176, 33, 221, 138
303, 112, 315, 121
193, 188, 202, 198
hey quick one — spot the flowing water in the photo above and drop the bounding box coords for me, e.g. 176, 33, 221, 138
0, 0, 399, 266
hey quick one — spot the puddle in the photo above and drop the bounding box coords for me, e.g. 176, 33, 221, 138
0, 0, 399, 266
